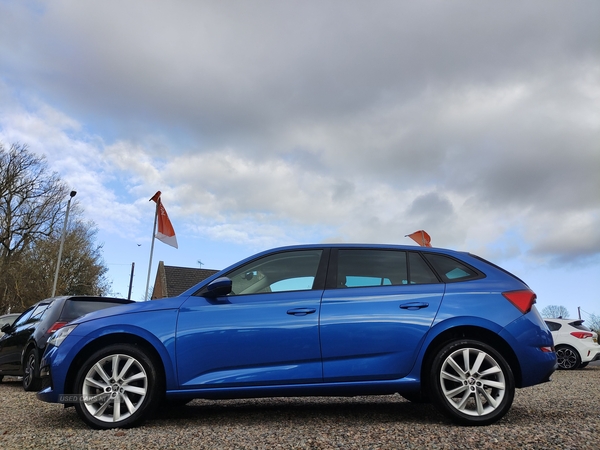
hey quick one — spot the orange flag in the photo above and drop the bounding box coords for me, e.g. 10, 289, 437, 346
406, 230, 432, 247
149, 191, 178, 249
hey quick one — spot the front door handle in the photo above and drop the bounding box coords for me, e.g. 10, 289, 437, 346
399, 302, 429, 310
287, 308, 317, 316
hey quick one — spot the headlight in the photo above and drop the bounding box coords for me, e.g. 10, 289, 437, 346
47, 324, 78, 347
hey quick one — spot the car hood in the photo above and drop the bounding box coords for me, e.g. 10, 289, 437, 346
69, 295, 189, 325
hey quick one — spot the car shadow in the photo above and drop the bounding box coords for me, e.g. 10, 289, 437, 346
150, 395, 446, 427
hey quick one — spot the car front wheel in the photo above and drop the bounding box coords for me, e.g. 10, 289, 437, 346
555, 345, 581, 370
73, 344, 162, 429
429, 339, 515, 426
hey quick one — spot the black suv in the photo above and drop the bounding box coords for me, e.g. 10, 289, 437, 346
0, 296, 133, 390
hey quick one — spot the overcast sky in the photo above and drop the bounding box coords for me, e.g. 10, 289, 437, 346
1, 1, 598, 317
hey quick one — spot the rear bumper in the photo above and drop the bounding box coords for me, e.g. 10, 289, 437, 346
500, 312, 557, 387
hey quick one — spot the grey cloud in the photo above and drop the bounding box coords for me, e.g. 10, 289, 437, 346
1, 0, 599, 265
2, 2, 598, 139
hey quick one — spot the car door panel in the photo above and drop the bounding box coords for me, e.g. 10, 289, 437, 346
176, 291, 323, 388
319, 285, 444, 381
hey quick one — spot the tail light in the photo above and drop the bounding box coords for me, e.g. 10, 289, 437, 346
570, 332, 594, 339
47, 321, 68, 334
502, 289, 537, 314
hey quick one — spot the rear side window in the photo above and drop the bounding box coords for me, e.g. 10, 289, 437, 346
335, 249, 442, 288
59, 300, 127, 322
28, 303, 52, 323
408, 252, 440, 284
337, 249, 407, 288
545, 321, 561, 332
423, 253, 483, 283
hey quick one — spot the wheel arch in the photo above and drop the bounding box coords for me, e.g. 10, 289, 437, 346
420, 326, 523, 389
21, 340, 39, 369
554, 343, 577, 351
64, 333, 168, 396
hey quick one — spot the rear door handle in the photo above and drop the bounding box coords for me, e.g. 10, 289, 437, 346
399, 302, 429, 310
287, 308, 317, 316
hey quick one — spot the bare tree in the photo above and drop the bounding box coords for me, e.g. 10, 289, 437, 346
0, 143, 110, 313
586, 313, 600, 333
541, 305, 571, 319
0, 143, 68, 257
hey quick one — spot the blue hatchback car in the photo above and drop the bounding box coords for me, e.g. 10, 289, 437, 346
37, 244, 556, 429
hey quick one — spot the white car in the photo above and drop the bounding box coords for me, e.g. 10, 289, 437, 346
544, 318, 600, 369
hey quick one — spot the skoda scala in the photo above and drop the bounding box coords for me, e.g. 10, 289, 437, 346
37, 244, 556, 429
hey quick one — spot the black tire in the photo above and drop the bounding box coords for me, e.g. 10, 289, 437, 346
578, 362, 589, 369
429, 339, 515, 426
23, 348, 42, 392
555, 345, 581, 370
73, 344, 162, 429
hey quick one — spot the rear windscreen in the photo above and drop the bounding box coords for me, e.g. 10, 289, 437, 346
59, 300, 126, 322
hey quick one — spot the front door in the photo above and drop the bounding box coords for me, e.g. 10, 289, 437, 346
176, 249, 327, 388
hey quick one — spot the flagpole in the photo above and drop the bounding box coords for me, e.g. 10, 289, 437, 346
144, 199, 159, 301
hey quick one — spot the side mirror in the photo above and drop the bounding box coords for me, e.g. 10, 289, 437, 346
1, 323, 12, 334
203, 277, 233, 298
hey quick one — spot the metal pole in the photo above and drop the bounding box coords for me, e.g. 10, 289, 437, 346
127, 262, 135, 300
52, 190, 77, 297
144, 201, 159, 301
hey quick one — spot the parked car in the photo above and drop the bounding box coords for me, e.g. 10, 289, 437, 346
0, 313, 20, 338
544, 318, 600, 370
37, 244, 556, 429
0, 296, 133, 390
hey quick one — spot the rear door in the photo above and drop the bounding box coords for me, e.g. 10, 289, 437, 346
319, 249, 444, 381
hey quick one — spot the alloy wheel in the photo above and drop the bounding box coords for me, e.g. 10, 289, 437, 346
81, 353, 148, 423
439, 347, 507, 417
556, 347, 579, 370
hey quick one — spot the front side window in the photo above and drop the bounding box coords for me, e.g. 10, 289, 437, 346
226, 250, 323, 295
9, 307, 35, 329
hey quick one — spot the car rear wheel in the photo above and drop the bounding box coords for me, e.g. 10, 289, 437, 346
23, 349, 42, 392
73, 344, 162, 429
555, 345, 581, 370
429, 339, 515, 426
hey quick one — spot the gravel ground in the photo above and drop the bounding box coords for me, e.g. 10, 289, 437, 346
1, 366, 599, 449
